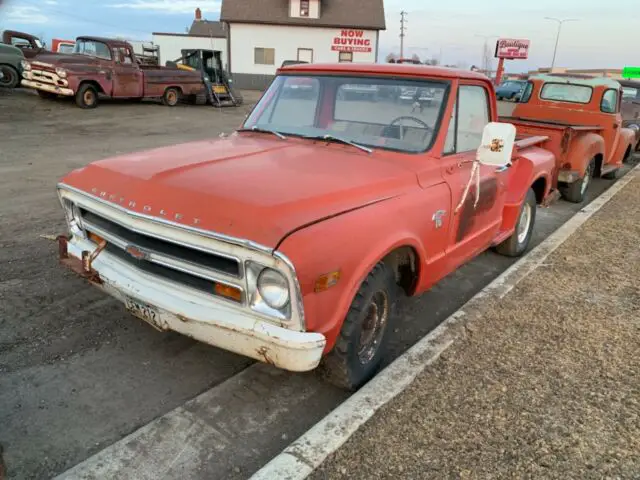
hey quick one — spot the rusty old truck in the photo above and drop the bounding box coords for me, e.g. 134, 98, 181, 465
21, 36, 204, 108
619, 79, 640, 150
500, 75, 636, 203
2, 30, 48, 58
55, 63, 561, 390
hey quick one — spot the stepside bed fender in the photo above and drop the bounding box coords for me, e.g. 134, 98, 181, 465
499, 146, 555, 234
612, 127, 636, 164
565, 132, 605, 175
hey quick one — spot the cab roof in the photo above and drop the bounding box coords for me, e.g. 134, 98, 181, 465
76, 36, 132, 48
531, 74, 621, 89
278, 62, 490, 82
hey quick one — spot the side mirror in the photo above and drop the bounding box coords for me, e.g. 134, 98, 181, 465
476, 122, 516, 168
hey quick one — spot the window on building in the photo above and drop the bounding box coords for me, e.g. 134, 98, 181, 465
601, 89, 619, 113
300, 0, 310, 16
445, 85, 490, 153
338, 51, 353, 63
254, 47, 275, 65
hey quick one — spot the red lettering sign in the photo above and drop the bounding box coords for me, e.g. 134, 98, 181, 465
332, 30, 372, 53
494, 38, 530, 60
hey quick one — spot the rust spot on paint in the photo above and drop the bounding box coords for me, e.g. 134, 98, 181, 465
256, 346, 275, 365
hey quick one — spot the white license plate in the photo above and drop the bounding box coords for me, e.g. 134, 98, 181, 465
124, 297, 162, 330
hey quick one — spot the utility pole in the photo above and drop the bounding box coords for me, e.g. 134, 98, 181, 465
474, 34, 498, 75
400, 11, 407, 59
544, 17, 578, 70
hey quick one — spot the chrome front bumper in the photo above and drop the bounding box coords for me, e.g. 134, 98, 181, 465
21, 79, 73, 96
58, 235, 326, 372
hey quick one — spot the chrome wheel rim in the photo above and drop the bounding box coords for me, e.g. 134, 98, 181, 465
581, 164, 592, 195
517, 202, 532, 244
84, 91, 95, 105
357, 291, 389, 365
167, 91, 177, 105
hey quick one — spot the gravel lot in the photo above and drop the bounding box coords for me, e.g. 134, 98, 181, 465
312, 171, 640, 480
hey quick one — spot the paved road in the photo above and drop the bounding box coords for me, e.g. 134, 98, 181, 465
0, 88, 636, 480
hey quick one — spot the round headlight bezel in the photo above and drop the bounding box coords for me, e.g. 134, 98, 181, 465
56, 67, 67, 78
21, 60, 31, 71
257, 268, 290, 310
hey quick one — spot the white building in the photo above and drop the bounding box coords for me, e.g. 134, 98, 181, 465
220, 0, 386, 89
152, 9, 228, 68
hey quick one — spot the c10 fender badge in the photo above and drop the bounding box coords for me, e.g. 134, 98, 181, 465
432, 210, 446, 229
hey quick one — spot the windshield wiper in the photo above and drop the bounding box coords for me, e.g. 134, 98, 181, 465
237, 126, 287, 139
305, 134, 372, 153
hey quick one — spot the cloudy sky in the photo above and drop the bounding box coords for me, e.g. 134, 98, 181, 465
0, 0, 636, 72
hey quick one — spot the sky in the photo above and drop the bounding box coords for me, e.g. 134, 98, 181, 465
0, 0, 637, 73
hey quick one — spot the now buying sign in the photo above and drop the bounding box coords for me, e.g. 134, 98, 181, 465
332, 30, 373, 53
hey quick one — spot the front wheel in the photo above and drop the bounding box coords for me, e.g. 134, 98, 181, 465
0, 66, 19, 89
495, 188, 537, 257
559, 158, 595, 203
75, 84, 99, 109
320, 263, 397, 390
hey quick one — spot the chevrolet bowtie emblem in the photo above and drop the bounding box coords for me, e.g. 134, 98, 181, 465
125, 245, 148, 260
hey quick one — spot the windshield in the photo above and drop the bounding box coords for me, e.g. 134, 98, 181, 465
59, 44, 75, 54
73, 39, 112, 60
243, 75, 449, 153
622, 86, 639, 100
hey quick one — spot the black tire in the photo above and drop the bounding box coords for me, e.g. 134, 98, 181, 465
602, 170, 619, 180
495, 188, 537, 257
0, 65, 19, 89
75, 83, 98, 109
37, 90, 57, 99
559, 158, 595, 203
320, 263, 397, 390
622, 146, 633, 164
162, 87, 180, 106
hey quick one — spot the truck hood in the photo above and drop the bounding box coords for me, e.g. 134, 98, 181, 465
61, 135, 417, 249
31, 53, 101, 68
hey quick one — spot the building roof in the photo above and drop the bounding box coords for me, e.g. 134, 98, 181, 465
188, 20, 227, 38
618, 79, 640, 88
279, 63, 489, 81
220, 0, 386, 30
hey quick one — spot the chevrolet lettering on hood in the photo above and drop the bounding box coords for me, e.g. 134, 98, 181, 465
55, 62, 558, 391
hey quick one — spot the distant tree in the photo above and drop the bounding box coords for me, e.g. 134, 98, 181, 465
411, 53, 421, 63
386, 53, 398, 63
424, 57, 440, 66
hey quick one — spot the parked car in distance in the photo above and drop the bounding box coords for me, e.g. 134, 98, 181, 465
21, 36, 204, 108
501, 75, 636, 203
281, 60, 308, 67
0, 43, 25, 89
55, 63, 558, 390
495, 79, 527, 101
619, 79, 640, 150
2, 30, 48, 58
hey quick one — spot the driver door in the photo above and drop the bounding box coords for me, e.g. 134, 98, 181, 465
113, 47, 143, 98
441, 83, 508, 269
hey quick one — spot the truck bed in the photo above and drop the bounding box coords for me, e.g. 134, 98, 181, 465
500, 115, 602, 132
140, 66, 203, 98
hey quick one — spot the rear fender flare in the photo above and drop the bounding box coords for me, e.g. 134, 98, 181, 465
612, 128, 636, 164
565, 133, 605, 176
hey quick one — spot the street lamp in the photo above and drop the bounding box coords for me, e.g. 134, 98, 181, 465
544, 17, 578, 69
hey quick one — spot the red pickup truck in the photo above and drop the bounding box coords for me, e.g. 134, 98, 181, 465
55, 64, 557, 389
501, 75, 636, 202
21, 36, 203, 108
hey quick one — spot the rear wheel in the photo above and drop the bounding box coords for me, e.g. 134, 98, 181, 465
495, 188, 537, 257
622, 146, 633, 164
75, 84, 98, 109
320, 263, 397, 391
0, 65, 19, 89
560, 158, 594, 203
162, 87, 180, 106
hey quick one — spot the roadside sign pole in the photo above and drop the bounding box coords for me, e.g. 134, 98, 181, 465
494, 58, 505, 86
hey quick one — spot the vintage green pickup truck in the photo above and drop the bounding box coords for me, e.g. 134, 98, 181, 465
0, 42, 25, 89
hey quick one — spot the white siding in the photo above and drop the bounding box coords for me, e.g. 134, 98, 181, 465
151, 34, 228, 69
229, 23, 377, 75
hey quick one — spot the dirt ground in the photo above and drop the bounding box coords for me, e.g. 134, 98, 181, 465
312, 172, 640, 479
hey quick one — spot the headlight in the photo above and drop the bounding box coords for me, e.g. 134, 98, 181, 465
629, 124, 640, 132
21, 60, 31, 71
62, 199, 84, 236
56, 68, 67, 78
257, 268, 290, 309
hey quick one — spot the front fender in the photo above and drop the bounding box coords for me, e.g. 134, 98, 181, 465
277, 190, 447, 354
565, 132, 605, 174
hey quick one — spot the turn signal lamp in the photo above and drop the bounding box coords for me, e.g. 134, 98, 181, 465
314, 270, 341, 293
88, 231, 105, 245
214, 283, 243, 303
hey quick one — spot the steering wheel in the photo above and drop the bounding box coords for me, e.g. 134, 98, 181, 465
389, 116, 432, 140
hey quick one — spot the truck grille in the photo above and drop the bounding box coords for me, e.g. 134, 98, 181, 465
80, 209, 241, 277
78, 208, 243, 301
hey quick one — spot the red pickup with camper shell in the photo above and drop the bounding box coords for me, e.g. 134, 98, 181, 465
56, 63, 561, 390
21, 36, 203, 108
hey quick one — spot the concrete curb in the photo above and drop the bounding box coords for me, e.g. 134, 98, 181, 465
250, 163, 640, 480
